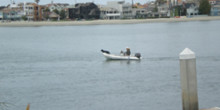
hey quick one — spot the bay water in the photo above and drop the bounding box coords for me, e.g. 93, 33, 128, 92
0, 20, 220, 110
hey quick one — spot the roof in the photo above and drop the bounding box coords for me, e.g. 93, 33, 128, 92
184, 3, 196, 8
99, 5, 118, 11
49, 12, 60, 18
0, 6, 6, 10
47, 3, 69, 7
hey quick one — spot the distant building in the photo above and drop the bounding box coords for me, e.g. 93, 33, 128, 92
20, 2, 43, 21
184, 3, 198, 17
177, 0, 183, 5
209, 0, 217, 5
133, 3, 145, 8
132, 8, 147, 18
211, 5, 220, 16
68, 3, 100, 20
158, 4, 170, 17
46, 3, 69, 12
145, 2, 156, 13
1, 8, 23, 21
99, 5, 120, 19
106, 1, 133, 19
0, 2, 43, 21
49, 11, 60, 20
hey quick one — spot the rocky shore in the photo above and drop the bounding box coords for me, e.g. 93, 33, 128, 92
1, 16, 220, 27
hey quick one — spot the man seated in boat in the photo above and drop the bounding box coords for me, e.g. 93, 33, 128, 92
125, 47, 131, 56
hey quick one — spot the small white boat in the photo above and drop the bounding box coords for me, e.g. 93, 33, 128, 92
101, 49, 141, 60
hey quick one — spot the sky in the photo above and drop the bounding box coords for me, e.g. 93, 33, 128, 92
1, 0, 151, 6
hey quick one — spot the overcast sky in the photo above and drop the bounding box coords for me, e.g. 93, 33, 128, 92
1, 0, 151, 6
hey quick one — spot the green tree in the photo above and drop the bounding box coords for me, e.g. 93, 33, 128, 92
175, 8, 179, 16
35, 0, 40, 4
53, 9, 59, 14
199, 0, 211, 15
22, 15, 28, 21
174, 6, 181, 16
59, 10, 66, 20
153, 6, 158, 12
43, 8, 50, 20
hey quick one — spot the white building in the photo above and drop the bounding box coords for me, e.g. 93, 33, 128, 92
99, 5, 120, 19
106, 1, 133, 19
22, 2, 35, 20
158, 4, 170, 17
132, 8, 147, 18
185, 3, 198, 17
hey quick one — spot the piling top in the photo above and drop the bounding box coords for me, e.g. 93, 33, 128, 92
179, 48, 196, 59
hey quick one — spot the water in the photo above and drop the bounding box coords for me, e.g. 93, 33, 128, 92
0, 21, 220, 110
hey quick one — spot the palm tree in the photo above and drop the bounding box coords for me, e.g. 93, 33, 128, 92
34, 0, 40, 20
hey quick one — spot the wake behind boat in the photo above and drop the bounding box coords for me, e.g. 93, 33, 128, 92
101, 49, 141, 60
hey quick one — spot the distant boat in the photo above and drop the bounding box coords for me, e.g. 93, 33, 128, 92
101, 49, 141, 60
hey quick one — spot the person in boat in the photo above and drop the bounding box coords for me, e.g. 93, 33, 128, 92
125, 47, 131, 56
120, 50, 124, 55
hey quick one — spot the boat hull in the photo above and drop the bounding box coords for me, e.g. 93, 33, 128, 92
102, 53, 141, 60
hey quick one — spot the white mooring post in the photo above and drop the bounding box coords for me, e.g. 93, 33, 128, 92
179, 48, 199, 110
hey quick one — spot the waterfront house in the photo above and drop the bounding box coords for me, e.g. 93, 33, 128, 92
106, 1, 133, 19
158, 3, 170, 17
0, 2, 23, 21
46, 3, 69, 12
23, 3, 43, 21
49, 11, 60, 20
0, 2, 43, 21
99, 5, 120, 19
144, 2, 158, 17
132, 8, 147, 18
209, 0, 217, 5
184, 3, 199, 17
211, 5, 220, 16
1, 8, 23, 21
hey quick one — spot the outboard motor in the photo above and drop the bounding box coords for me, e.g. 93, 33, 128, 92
101, 49, 110, 54
135, 53, 141, 59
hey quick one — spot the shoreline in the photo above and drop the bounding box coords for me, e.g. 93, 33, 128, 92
1, 16, 220, 27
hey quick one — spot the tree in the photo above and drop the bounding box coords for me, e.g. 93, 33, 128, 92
35, 0, 40, 4
153, 6, 158, 12
199, 0, 211, 15
34, 0, 40, 20
43, 8, 50, 20
53, 9, 59, 14
22, 15, 28, 21
59, 10, 66, 20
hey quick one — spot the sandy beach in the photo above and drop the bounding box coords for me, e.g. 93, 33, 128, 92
1, 16, 220, 27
